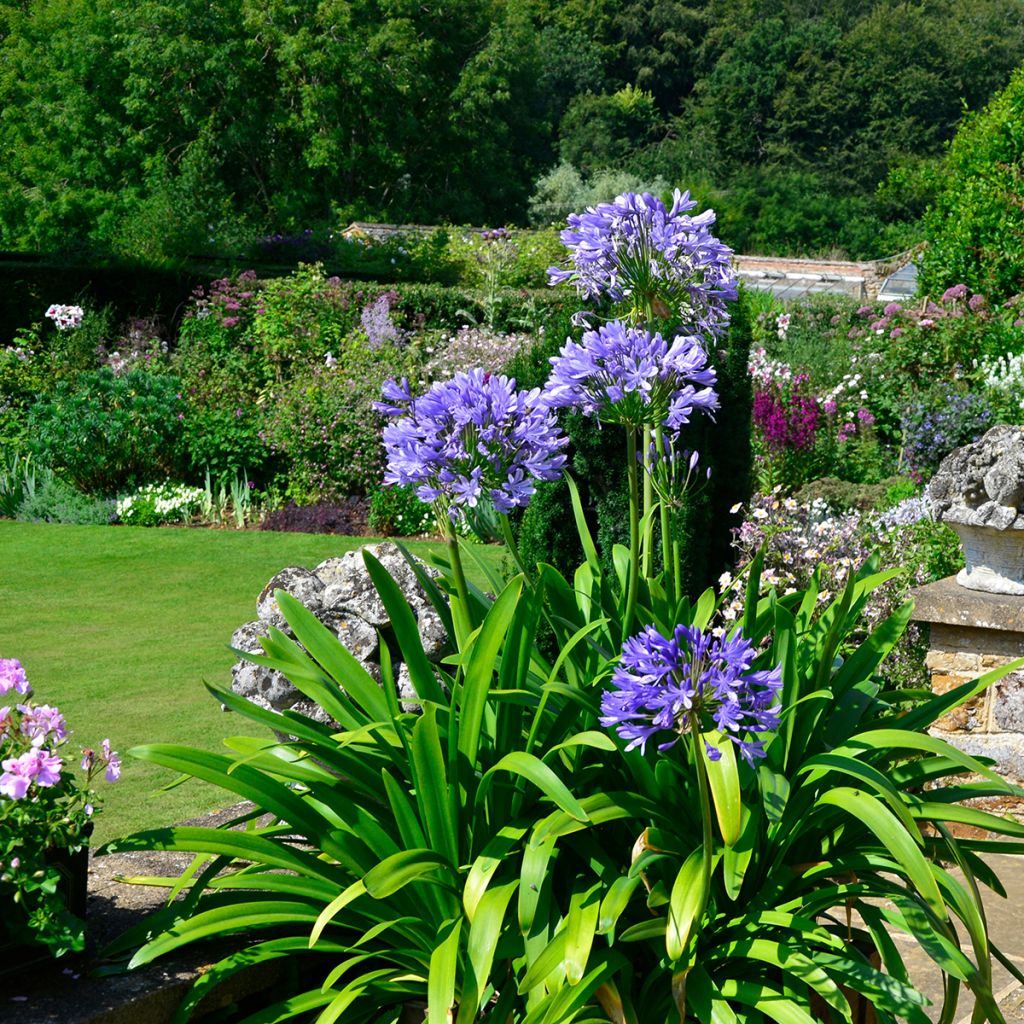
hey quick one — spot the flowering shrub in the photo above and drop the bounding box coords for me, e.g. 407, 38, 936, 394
423, 325, 534, 380
116, 481, 206, 526
1, 659, 118, 957
977, 349, 1024, 421
263, 338, 417, 502
27, 369, 186, 493
725, 487, 963, 688
44, 304, 84, 331
900, 384, 993, 482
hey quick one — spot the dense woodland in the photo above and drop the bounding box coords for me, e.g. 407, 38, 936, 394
1, 0, 1023, 261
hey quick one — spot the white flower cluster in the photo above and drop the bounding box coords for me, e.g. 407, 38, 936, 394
3, 346, 32, 362
116, 482, 206, 526
976, 352, 1024, 415
776, 313, 791, 340
44, 304, 84, 331
424, 326, 533, 381
747, 346, 793, 388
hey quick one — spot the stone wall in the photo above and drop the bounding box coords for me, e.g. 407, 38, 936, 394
912, 577, 1024, 781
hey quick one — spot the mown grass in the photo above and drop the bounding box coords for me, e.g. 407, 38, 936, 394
0, 521, 504, 843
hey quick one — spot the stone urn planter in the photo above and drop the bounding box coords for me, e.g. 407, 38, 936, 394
928, 424, 1024, 595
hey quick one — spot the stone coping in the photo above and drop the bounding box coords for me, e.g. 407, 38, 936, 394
911, 576, 1024, 634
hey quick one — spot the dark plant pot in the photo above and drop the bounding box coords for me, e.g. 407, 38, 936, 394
0, 828, 91, 978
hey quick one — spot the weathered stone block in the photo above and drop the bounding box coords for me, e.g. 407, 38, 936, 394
931, 672, 988, 732
994, 671, 1024, 732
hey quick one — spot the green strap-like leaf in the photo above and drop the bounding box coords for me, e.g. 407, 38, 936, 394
703, 730, 742, 846
564, 881, 602, 985
458, 577, 524, 766
275, 589, 392, 722
480, 751, 588, 821
666, 846, 706, 962
463, 824, 527, 922
458, 880, 519, 1024
363, 848, 456, 899
364, 550, 447, 704
817, 788, 947, 919
411, 705, 459, 868
427, 918, 462, 1024
130, 899, 323, 968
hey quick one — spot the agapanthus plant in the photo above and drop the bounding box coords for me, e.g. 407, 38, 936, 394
544, 320, 718, 432
376, 369, 567, 638
601, 624, 781, 765
1, 658, 119, 957
547, 189, 736, 332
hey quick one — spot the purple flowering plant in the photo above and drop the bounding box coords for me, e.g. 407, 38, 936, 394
547, 189, 737, 333
1, 658, 119, 957
103, 193, 1024, 1024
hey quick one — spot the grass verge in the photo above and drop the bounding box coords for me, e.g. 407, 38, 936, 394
0, 521, 504, 842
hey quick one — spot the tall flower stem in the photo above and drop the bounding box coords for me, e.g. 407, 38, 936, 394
654, 424, 674, 598
642, 425, 654, 576
442, 515, 474, 647
625, 428, 641, 635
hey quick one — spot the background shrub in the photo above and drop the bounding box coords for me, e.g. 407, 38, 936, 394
26, 369, 185, 493
16, 476, 116, 525
368, 483, 434, 536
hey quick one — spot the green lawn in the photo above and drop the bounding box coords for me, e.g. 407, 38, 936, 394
0, 521, 504, 843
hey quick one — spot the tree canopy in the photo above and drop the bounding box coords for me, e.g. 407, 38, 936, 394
0, 0, 1022, 260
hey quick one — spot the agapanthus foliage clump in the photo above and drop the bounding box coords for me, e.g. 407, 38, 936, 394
547, 189, 737, 332
601, 624, 781, 764
1, 659, 119, 956
544, 320, 718, 431
376, 370, 567, 523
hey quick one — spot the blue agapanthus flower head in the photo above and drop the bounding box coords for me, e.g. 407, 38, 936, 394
600, 623, 782, 764
543, 319, 718, 431
547, 189, 737, 337
375, 370, 568, 523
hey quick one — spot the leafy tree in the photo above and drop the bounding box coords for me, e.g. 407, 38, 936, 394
559, 85, 661, 174
921, 64, 1024, 303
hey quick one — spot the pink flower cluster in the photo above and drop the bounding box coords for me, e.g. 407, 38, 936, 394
44, 304, 84, 331
0, 658, 120, 801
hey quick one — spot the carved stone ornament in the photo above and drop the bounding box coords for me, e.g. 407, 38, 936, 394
928, 424, 1024, 594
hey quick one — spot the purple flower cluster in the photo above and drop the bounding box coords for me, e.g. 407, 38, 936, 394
1, 748, 62, 799
360, 292, 404, 349
600, 625, 782, 764
752, 381, 820, 452
0, 659, 30, 696
547, 190, 737, 336
544, 320, 718, 431
900, 388, 993, 482
376, 370, 568, 522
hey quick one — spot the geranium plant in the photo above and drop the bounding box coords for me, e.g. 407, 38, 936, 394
0, 659, 119, 957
